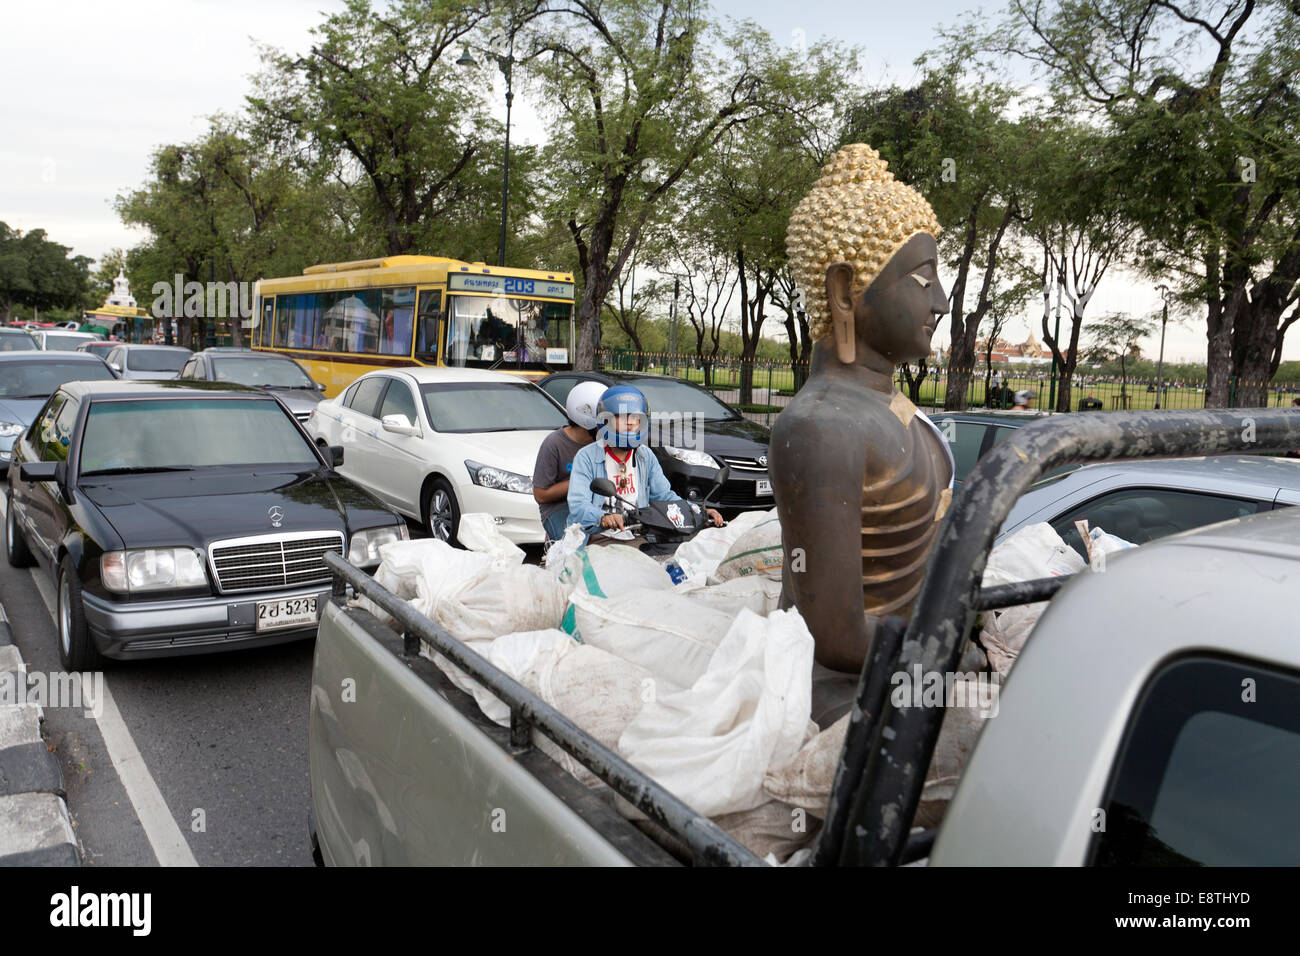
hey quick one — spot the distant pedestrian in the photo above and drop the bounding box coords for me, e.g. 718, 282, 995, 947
1012, 390, 1034, 411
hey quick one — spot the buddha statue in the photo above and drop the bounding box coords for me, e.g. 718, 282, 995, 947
772, 144, 955, 680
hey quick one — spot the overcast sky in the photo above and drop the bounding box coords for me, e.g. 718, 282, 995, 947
0, 0, 1268, 363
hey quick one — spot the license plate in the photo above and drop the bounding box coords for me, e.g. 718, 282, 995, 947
756, 479, 772, 496
256, 597, 319, 633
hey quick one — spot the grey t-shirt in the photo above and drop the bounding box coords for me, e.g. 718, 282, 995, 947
533, 428, 587, 521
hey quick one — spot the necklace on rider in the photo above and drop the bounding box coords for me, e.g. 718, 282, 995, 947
606, 446, 632, 475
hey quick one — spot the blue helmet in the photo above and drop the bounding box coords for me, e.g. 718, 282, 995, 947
597, 385, 650, 448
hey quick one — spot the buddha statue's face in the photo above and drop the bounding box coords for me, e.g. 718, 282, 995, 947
855, 234, 950, 364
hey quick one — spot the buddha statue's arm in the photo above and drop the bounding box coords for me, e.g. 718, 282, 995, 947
771, 419, 877, 674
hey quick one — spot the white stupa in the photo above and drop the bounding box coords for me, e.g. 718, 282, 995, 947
105, 270, 137, 310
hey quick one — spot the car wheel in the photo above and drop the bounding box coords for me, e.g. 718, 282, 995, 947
57, 558, 103, 672
5, 490, 33, 568
423, 478, 460, 545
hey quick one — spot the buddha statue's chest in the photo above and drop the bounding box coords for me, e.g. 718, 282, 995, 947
858, 400, 951, 617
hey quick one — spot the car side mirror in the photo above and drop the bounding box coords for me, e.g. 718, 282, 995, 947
19, 461, 61, 483
329, 445, 345, 467
314, 381, 326, 392
380, 414, 419, 437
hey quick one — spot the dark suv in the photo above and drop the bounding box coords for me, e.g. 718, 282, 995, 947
5, 381, 407, 669
536, 371, 773, 511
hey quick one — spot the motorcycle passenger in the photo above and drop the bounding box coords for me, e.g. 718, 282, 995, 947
567, 384, 724, 543
533, 380, 606, 543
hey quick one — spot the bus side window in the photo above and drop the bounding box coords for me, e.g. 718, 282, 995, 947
415, 290, 442, 363
380, 287, 416, 356
273, 296, 289, 348
259, 298, 274, 348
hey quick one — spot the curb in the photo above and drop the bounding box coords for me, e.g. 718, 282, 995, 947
0, 603, 82, 866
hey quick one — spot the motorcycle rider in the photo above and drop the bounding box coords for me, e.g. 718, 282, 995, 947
533, 380, 606, 543
567, 384, 724, 544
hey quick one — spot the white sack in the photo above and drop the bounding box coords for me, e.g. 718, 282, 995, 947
566, 587, 734, 689
350, 538, 495, 624
543, 522, 586, 576
712, 515, 784, 583
675, 575, 784, 618
980, 523, 1086, 675
434, 563, 570, 642
762, 680, 990, 826
713, 799, 817, 864
557, 545, 674, 604
456, 512, 526, 565
673, 509, 773, 583
617, 607, 815, 818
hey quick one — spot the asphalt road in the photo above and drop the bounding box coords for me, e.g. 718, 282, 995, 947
0, 491, 317, 867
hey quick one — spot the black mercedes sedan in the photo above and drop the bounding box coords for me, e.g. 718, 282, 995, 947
5, 381, 407, 669
536, 371, 774, 511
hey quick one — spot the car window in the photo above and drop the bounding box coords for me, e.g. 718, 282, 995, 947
179, 359, 199, 379
1093, 656, 1300, 866
35, 394, 70, 462
210, 355, 313, 388
1049, 488, 1262, 558
541, 377, 577, 405
126, 348, 189, 372
0, 359, 116, 399
378, 379, 418, 427
79, 398, 319, 474
933, 420, 987, 483
347, 377, 388, 418
0, 330, 38, 352
419, 382, 567, 433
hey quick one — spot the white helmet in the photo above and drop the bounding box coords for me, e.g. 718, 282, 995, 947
564, 380, 606, 430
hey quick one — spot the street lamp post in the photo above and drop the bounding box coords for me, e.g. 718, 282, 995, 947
458, 40, 514, 267
1155, 283, 1170, 409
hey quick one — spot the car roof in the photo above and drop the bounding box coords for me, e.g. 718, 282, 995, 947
1045, 454, 1300, 489
0, 350, 108, 363
929, 409, 1056, 424
111, 343, 191, 351
57, 380, 265, 399
389, 366, 543, 385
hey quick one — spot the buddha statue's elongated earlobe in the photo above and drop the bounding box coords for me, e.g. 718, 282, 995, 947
825, 261, 857, 365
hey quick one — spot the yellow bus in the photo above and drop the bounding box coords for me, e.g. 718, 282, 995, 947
251, 255, 577, 397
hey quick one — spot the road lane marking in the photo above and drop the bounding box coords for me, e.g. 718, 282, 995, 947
26, 564, 200, 867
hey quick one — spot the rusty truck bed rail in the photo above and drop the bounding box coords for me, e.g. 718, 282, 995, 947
816, 408, 1300, 867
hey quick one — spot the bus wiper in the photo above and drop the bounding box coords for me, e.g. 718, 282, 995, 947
80, 465, 195, 477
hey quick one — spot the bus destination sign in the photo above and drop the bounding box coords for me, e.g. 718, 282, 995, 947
449, 274, 575, 300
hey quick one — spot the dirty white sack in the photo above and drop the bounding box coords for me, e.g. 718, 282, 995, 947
617, 607, 815, 818
711, 515, 784, 583
673, 509, 773, 583
980, 522, 1086, 675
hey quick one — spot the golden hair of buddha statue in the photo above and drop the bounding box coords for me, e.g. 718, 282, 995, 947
786, 143, 942, 349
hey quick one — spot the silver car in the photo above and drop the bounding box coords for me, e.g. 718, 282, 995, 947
177, 349, 325, 424
998, 455, 1300, 556
103, 344, 192, 380
34, 330, 103, 352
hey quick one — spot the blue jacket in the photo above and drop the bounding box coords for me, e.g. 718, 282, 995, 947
567, 441, 683, 537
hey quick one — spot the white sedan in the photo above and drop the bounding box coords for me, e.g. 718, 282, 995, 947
305, 367, 564, 545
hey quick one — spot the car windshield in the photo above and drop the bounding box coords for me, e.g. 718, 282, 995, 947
420, 382, 567, 433
0, 331, 38, 352
126, 348, 190, 372
211, 356, 314, 389
41, 334, 94, 351
618, 378, 740, 421
0, 360, 116, 398
79, 398, 320, 474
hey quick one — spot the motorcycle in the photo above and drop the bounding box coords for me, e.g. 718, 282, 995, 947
588, 466, 730, 561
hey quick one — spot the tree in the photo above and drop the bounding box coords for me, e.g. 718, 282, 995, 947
667, 237, 736, 387
1084, 313, 1157, 409
0, 223, 92, 324
247, 0, 507, 259
528, 3, 801, 370
979, 0, 1300, 406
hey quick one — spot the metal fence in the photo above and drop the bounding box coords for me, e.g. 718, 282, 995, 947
594, 350, 1300, 428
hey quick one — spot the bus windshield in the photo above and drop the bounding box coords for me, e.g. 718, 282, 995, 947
444, 295, 571, 368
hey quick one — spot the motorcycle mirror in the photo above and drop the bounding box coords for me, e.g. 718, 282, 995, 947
701, 465, 731, 505
589, 477, 618, 497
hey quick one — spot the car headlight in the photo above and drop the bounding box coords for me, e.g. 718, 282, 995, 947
465, 460, 533, 494
347, 523, 409, 567
0, 421, 24, 438
101, 548, 207, 593
663, 445, 719, 469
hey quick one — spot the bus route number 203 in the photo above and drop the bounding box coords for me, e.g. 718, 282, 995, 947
503, 278, 535, 295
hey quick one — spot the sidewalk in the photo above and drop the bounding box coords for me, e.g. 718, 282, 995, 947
0, 602, 81, 866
